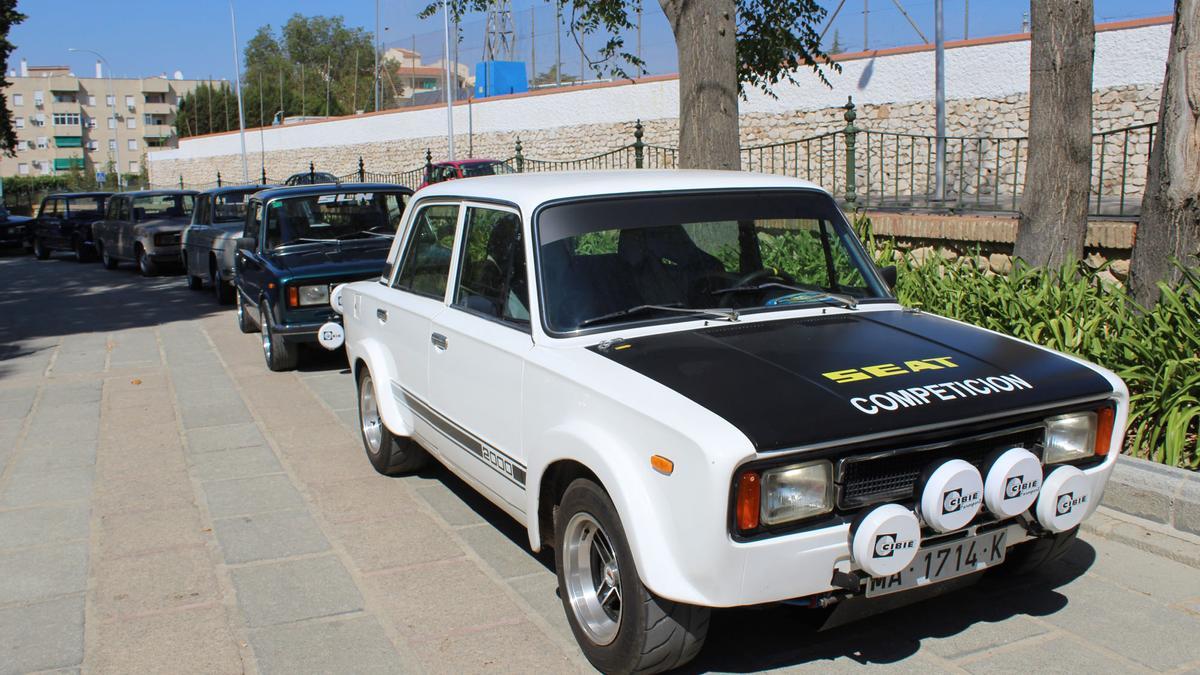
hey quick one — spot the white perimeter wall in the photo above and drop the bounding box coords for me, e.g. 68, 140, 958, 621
150, 22, 1170, 165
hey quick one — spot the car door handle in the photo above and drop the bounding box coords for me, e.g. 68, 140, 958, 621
431, 332, 448, 350
376, 309, 388, 322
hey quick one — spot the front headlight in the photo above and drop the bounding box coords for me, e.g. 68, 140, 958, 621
760, 460, 834, 525
1044, 412, 1098, 464
296, 284, 330, 307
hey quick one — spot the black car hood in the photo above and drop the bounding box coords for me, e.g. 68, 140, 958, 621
592, 309, 1114, 451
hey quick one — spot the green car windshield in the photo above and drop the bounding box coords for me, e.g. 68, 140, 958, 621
265, 191, 408, 248
536, 189, 888, 334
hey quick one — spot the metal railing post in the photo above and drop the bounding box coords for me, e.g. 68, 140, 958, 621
308, 161, 315, 182
633, 119, 645, 169
843, 97, 858, 207
424, 148, 433, 178
179, 175, 184, 189
515, 137, 525, 173
358, 156, 365, 182
216, 171, 222, 188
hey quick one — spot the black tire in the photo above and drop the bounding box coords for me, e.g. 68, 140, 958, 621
213, 267, 235, 304
72, 236, 91, 263
356, 367, 429, 475
136, 246, 157, 277
554, 479, 709, 674
236, 292, 258, 334
32, 237, 49, 260
99, 241, 118, 270
185, 256, 204, 290
259, 301, 298, 371
999, 527, 1079, 576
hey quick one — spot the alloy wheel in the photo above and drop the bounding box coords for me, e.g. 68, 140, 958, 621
562, 511, 623, 646
359, 373, 383, 455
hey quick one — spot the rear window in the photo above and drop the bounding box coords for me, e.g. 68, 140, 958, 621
133, 194, 194, 219
65, 197, 106, 218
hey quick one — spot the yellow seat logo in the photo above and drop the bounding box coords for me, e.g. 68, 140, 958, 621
823, 356, 958, 384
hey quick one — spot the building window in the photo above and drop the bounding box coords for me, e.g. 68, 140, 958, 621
13, 93, 22, 106
36, 136, 48, 149
33, 90, 44, 106
127, 139, 137, 151
128, 160, 140, 174
52, 112, 82, 126
53, 93, 77, 104
126, 117, 136, 129
106, 94, 115, 107
108, 139, 117, 151
87, 95, 96, 106
32, 114, 45, 126
124, 95, 135, 109
14, 116, 23, 129
108, 117, 116, 130
86, 140, 98, 151
17, 163, 28, 175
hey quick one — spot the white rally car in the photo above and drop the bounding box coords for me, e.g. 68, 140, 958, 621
325, 171, 1126, 673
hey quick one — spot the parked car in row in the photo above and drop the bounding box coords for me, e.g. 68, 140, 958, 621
94, 190, 197, 276
284, 170, 338, 186
0, 205, 35, 251
419, 158, 513, 188
331, 170, 1127, 674
30, 192, 112, 262
234, 182, 411, 370
183, 185, 271, 303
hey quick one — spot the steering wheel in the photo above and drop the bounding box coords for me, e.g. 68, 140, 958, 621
716, 267, 798, 308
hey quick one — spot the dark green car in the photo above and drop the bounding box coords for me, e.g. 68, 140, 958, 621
234, 183, 412, 371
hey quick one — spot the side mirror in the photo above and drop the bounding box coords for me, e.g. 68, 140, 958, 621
878, 264, 897, 290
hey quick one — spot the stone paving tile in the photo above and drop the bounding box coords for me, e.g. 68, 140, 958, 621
213, 509, 330, 564
369, 558, 525, 639
230, 555, 364, 627
0, 384, 38, 401
0, 542, 88, 604
88, 604, 243, 675
95, 506, 207, 560
961, 634, 1141, 674
330, 510, 465, 572
0, 503, 91, 548
0, 396, 34, 420
179, 400, 254, 430
0, 466, 94, 508
1070, 534, 1200, 601
187, 444, 283, 482
38, 383, 102, 407
92, 545, 221, 620
201, 474, 306, 519
457, 522, 552, 580
10, 440, 96, 473
414, 483, 489, 528
307, 476, 420, 524
185, 422, 266, 454
250, 615, 409, 674
285, 445, 382, 485
92, 470, 195, 515
409, 620, 579, 673
25, 417, 98, 443
507, 573, 573, 643
0, 595, 85, 675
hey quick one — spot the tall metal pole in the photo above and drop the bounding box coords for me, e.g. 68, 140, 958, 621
934, 0, 946, 201
963, 0, 969, 39
530, 8, 536, 83
325, 55, 331, 116
863, 0, 869, 51
69, 48, 120, 189
443, 0, 455, 160
555, 4, 561, 86
352, 49, 359, 112
230, 0, 249, 183
278, 65, 283, 121
637, 2, 643, 75
259, 75, 265, 176
374, 0, 381, 112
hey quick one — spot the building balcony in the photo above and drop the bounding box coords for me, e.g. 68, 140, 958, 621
48, 75, 80, 92
54, 135, 83, 148
141, 78, 170, 94
142, 123, 175, 139
142, 101, 172, 115
52, 157, 84, 170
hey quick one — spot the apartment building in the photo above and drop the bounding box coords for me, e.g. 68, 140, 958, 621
1, 60, 208, 179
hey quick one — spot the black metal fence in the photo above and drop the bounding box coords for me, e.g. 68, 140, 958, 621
157, 101, 1155, 218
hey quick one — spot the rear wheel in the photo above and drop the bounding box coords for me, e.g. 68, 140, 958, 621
32, 237, 49, 260
213, 267, 235, 304
259, 300, 298, 371
357, 367, 429, 475
236, 292, 258, 334
555, 479, 709, 674
99, 241, 118, 269
72, 236, 91, 263
185, 255, 204, 290
136, 245, 157, 277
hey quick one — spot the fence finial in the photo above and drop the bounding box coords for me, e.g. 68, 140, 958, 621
308, 161, 315, 181
358, 156, 365, 182
633, 120, 645, 169
424, 148, 433, 169
514, 137, 525, 173
843, 96, 858, 207
216, 171, 222, 188
179, 175, 184, 189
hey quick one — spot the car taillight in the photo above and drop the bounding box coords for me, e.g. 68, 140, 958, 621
1095, 405, 1115, 457
736, 471, 761, 531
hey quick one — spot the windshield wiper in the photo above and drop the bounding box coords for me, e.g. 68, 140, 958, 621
578, 303, 738, 329
713, 282, 859, 309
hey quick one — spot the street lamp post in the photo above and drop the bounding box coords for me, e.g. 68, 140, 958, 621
69, 47, 121, 190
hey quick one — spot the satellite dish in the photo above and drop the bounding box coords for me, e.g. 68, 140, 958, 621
173, 70, 184, 80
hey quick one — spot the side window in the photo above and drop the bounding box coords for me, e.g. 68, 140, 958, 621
105, 198, 119, 220
453, 207, 529, 324
393, 204, 459, 299
264, 202, 282, 249
244, 201, 262, 242
40, 199, 57, 217
117, 199, 131, 222
194, 195, 209, 225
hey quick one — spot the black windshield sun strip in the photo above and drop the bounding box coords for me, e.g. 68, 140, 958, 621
578, 304, 736, 328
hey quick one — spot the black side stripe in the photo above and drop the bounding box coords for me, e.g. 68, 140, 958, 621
391, 381, 527, 489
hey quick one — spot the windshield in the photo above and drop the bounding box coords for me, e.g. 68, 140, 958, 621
536, 190, 887, 334
265, 191, 408, 248
65, 197, 106, 218
460, 161, 514, 178
133, 194, 194, 220
212, 189, 256, 223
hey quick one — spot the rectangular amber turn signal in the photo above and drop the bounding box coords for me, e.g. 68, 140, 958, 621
736, 471, 761, 531
650, 455, 674, 475
1095, 405, 1115, 457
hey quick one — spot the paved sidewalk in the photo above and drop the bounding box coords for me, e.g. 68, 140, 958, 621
1, 254, 1199, 674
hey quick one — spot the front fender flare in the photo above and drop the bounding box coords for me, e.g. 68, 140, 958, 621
351, 337, 415, 438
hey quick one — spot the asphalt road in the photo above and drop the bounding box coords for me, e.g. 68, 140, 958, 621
1, 251, 1198, 674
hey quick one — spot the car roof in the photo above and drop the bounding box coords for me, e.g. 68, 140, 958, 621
115, 189, 199, 198
434, 159, 502, 167
44, 191, 112, 200
412, 170, 829, 211
253, 182, 414, 201
197, 184, 275, 197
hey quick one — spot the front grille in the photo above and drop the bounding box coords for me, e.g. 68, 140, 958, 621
836, 427, 1044, 510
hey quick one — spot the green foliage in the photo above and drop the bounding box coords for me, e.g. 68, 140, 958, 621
855, 215, 1199, 469
0, 0, 25, 156
175, 82, 241, 138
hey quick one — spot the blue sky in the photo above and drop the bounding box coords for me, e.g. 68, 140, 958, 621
9, 0, 1173, 82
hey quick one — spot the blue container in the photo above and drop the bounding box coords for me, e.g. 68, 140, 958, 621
475, 61, 529, 98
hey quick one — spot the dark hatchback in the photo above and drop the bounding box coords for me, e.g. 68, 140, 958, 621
0, 207, 35, 250
235, 183, 411, 371
30, 192, 112, 262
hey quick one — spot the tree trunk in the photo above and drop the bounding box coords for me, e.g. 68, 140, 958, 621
660, 0, 740, 170
1129, 0, 1200, 306
1012, 0, 1094, 268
